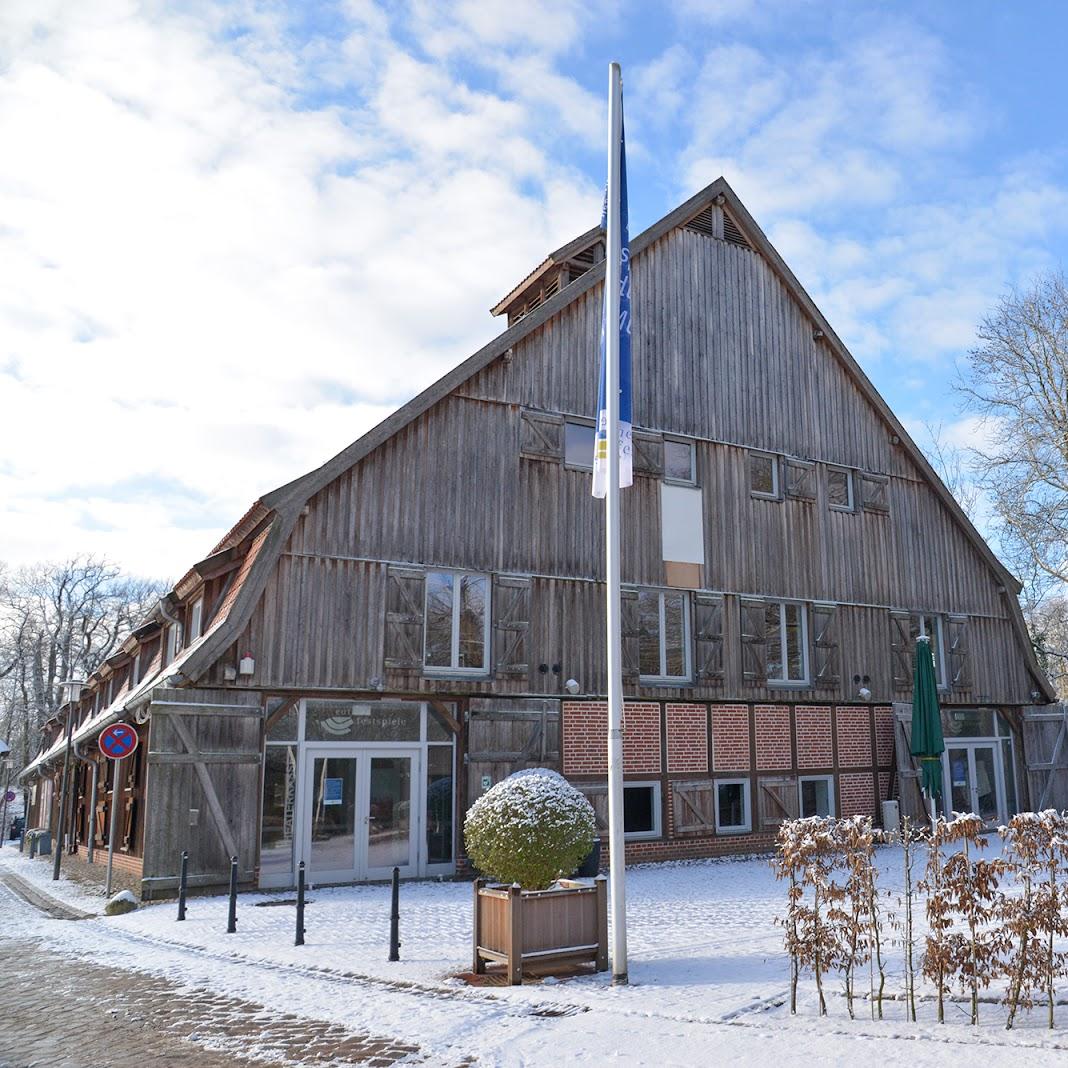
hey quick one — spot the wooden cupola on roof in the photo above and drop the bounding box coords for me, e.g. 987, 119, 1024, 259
491, 226, 605, 327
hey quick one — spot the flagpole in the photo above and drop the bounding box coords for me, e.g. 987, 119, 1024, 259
604, 60, 628, 986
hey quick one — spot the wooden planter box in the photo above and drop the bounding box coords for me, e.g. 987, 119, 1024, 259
472, 876, 609, 984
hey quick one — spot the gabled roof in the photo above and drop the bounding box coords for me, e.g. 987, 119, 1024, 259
490, 225, 604, 316
143, 177, 1054, 703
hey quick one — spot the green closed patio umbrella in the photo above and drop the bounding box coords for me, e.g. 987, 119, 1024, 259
909, 635, 944, 828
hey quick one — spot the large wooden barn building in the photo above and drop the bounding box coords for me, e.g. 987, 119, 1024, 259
20, 178, 1063, 898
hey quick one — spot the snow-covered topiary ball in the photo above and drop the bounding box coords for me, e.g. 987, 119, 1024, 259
464, 768, 596, 890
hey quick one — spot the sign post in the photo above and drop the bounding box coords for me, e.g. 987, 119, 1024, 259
99, 723, 139, 897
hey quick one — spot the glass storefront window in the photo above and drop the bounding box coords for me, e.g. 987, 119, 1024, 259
261, 745, 298, 877
426, 746, 453, 865
942, 708, 996, 739
305, 700, 420, 742
266, 703, 300, 741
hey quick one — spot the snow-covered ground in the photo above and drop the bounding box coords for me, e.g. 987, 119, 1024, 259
2, 842, 1066, 1065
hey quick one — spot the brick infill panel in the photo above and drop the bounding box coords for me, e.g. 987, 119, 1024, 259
874, 705, 895, 766
755, 704, 791, 770
562, 701, 661, 775
836, 706, 872, 768
795, 705, 832, 768
666, 703, 708, 773
711, 704, 750, 771
839, 772, 876, 818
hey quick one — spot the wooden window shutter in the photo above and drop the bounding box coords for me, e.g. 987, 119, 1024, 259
671, 779, 717, 834
946, 615, 970, 691
694, 593, 725, 682
811, 603, 840, 688
740, 598, 767, 684
519, 409, 564, 462
384, 566, 426, 671
758, 776, 799, 829
632, 429, 664, 477
889, 610, 912, 690
861, 473, 890, 513
576, 783, 609, 833
492, 575, 531, 678
621, 588, 641, 683
785, 459, 816, 500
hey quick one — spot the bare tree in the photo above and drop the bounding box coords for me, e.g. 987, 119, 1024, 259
959, 271, 1068, 587
922, 420, 981, 522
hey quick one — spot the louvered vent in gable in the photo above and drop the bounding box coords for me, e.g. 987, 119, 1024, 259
722, 211, 751, 250
544, 275, 560, 299
684, 205, 719, 237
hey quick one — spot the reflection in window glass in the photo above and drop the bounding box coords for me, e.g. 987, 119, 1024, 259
426, 746, 454, 864
305, 700, 420, 742
800, 777, 833, 817
664, 440, 695, 483
637, 589, 690, 681
765, 601, 808, 683
717, 781, 748, 830
424, 572, 489, 673
827, 467, 853, 510
750, 453, 778, 497
261, 745, 297, 877
565, 422, 596, 469
266, 703, 300, 741
424, 572, 453, 668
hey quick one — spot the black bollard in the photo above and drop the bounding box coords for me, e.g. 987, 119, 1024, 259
28, 834, 36, 860
388, 865, 400, 962
177, 850, 188, 921
295, 861, 306, 947
226, 855, 238, 934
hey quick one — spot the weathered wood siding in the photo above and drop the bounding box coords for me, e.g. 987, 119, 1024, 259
203, 223, 1033, 706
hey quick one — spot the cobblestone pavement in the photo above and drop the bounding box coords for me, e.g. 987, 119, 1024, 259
0, 935, 421, 1067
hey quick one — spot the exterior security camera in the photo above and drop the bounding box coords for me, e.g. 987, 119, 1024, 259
564, 678, 581, 695
858, 686, 872, 701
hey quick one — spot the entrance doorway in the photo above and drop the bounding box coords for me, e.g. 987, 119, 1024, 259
942, 743, 1005, 826
304, 749, 417, 883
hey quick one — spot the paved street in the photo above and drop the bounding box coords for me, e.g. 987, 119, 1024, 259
0, 927, 420, 1068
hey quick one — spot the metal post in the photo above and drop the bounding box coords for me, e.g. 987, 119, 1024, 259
388, 866, 400, 961
52, 702, 77, 881
295, 861, 306, 947
603, 59, 628, 986
0, 765, 11, 849
85, 760, 98, 864
227, 855, 238, 933
29, 833, 37, 860
105, 754, 124, 898
177, 850, 188, 921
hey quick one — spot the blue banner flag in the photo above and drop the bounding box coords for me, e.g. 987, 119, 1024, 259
592, 115, 632, 499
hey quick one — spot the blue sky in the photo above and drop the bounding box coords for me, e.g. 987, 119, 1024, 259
0, 1, 1065, 578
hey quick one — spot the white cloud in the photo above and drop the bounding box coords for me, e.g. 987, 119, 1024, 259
0, 0, 600, 577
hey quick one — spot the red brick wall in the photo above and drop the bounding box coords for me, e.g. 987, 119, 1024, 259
666, 703, 708, 773
836, 706, 872, 768
562, 701, 662, 775
874, 706, 895, 766
839, 772, 876, 817
711, 705, 750, 771
795, 705, 833, 768
77, 844, 143, 877
755, 704, 791, 770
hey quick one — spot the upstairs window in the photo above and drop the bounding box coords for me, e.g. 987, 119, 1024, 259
749, 452, 779, 499
166, 621, 183, 664
424, 572, 490, 674
564, 421, 595, 470
827, 466, 854, 511
910, 613, 946, 688
638, 588, 691, 682
664, 439, 696, 484
766, 601, 809, 685
189, 598, 204, 642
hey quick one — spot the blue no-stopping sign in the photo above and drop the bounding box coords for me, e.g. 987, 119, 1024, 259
99, 723, 139, 760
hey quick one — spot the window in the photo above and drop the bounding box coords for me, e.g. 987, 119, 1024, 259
623, 782, 662, 838
827, 467, 854, 511
638, 588, 691, 682
910, 613, 946, 688
189, 598, 204, 642
564, 421, 595, 470
664, 439, 696, 484
749, 452, 779, 498
424, 572, 490, 674
130, 651, 140, 688
799, 776, 835, 818
166, 622, 183, 664
715, 779, 751, 833
766, 601, 809, 684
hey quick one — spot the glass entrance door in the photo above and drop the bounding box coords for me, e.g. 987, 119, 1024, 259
302, 749, 417, 884
943, 744, 1003, 826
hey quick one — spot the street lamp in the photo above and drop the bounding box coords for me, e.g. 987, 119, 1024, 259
52, 679, 85, 881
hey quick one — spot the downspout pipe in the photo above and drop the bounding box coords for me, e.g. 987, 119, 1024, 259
72, 741, 99, 865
